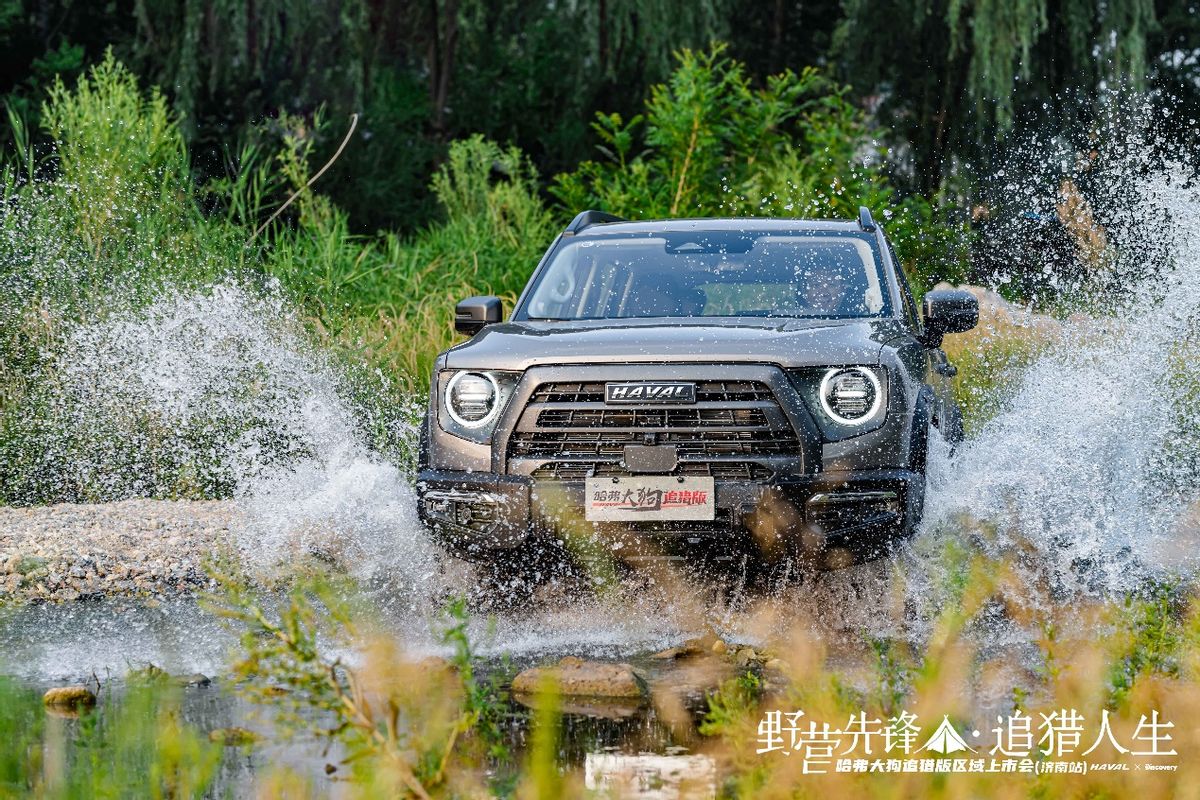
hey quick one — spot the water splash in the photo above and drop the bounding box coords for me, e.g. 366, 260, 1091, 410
49, 281, 439, 601
923, 144, 1200, 597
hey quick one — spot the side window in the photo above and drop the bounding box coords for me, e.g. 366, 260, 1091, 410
887, 239, 920, 329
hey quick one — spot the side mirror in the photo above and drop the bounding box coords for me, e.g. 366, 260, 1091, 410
454, 296, 503, 336
921, 288, 978, 347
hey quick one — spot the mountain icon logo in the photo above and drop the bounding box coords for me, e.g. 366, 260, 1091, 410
919, 715, 976, 754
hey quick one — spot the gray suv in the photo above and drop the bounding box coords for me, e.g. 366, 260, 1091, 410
417, 209, 977, 569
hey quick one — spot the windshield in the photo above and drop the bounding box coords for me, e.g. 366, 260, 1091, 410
517, 230, 891, 321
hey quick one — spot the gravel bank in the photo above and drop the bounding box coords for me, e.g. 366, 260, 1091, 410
0, 499, 241, 603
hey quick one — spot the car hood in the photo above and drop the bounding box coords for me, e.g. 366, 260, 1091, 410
443, 317, 902, 371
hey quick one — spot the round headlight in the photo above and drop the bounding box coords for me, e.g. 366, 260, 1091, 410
446, 372, 500, 427
819, 367, 882, 425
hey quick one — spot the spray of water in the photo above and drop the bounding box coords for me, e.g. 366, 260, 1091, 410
922, 146, 1200, 599
48, 281, 438, 600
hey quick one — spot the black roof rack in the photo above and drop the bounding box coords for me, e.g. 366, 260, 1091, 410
564, 209, 625, 235
858, 206, 877, 232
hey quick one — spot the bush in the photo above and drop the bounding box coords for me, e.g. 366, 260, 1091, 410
552, 44, 969, 291
263, 133, 556, 389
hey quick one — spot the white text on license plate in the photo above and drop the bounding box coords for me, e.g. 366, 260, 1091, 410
584, 476, 715, 522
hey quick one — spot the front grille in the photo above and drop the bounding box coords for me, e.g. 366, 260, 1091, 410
537, 407, 768, 428
531, 461, 775, 481
510, 378, 800, 479
531, 381, 774, 404
510, 429, 798, 457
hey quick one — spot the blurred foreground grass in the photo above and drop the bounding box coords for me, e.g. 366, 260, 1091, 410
2, 541, 1198, 798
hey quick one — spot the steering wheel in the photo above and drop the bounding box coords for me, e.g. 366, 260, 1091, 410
546, 271, 576, 303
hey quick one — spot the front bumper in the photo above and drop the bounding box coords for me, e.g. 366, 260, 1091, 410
416, 468, 923, 560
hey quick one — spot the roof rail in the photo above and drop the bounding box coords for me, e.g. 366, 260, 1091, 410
858, 206, 877, 232
565, 209, 625, 235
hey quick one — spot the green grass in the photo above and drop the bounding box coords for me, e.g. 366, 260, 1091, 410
0, 676, 220, 798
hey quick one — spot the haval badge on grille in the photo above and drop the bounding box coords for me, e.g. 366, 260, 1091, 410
604, 382, 696, 404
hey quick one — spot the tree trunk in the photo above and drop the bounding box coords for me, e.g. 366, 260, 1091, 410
770, 0, 786, 71
598, 0, 608, 72
427, 0, 458, 138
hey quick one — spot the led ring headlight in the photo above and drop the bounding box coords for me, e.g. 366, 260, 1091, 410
445, 371, 501, 428
819, 366, 882, 426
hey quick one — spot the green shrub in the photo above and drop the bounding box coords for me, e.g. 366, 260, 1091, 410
552, 44, 969, 290
14, 50, 239, 304
263, 133, 557, 390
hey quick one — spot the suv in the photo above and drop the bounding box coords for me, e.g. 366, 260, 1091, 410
417, 209, 977, 569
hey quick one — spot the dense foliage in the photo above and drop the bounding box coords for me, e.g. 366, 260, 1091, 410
551, 45, 968, 285
1, 0, 1196, 231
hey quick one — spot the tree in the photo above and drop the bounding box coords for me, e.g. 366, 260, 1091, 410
553, 45, 969, 288
834, 0, 1158, 196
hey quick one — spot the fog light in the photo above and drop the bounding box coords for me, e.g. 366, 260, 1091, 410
422, 489, 505, 534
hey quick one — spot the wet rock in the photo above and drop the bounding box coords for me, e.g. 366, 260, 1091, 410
681, 634, 718, 654
43, 686, 96, 709
735, 648, 759, 667
129, 664, 170, 683
175, 673, 212, 687
764, 658, 787, 673
711, 639, 727, 655
653, 634, 721, 661
512, 657, 646, 699
515, 691, 645, 720
209, 727, 261, 746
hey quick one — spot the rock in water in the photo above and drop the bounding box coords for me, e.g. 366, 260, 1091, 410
512, 657, 646, 698
174, 673, 212, 687
43, 686, 96, 708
